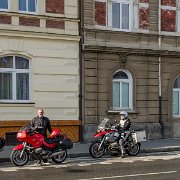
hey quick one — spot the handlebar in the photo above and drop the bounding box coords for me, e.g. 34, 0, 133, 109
27, 126, 44, 134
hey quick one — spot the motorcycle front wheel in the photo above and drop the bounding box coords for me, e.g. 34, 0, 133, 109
89, 141, 105, 158
11, 150, 29, 166
127, 143, 140, 156
52, 149, 67, 164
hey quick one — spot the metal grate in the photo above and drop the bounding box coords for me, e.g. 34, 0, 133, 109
5, 132, 19, 146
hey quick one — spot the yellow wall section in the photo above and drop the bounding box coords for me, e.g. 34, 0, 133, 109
0, 120, 81, 142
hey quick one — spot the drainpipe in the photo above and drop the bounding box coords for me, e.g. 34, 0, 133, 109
78, 0, 84, 142
158, 0, 164, 138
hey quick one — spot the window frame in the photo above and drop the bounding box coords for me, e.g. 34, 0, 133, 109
173, 89, 180, 117
107, 0, 132, 32
0, 0, 9, 11
0, 55, 31, 103
18, 0, 37, 14
112, 69, 133, 110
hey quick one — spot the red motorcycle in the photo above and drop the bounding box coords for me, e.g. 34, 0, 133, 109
89, 118, 144, 158
11, 123, 73, 166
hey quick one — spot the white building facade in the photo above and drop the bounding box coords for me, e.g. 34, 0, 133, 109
0, 0, 81, 143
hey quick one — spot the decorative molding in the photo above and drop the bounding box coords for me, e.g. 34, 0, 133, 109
82, 45, 180, 58
119, 53, 127, 68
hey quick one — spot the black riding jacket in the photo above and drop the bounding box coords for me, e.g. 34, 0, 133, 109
117, 118, 131, 131
31, 116, 52, 138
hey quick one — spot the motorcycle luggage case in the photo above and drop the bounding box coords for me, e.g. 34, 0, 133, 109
132, 130, 146, 143
59, 138, 73, 149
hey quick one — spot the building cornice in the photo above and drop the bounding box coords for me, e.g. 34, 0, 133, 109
0, 29, 80, 41
82, 44, 180, 57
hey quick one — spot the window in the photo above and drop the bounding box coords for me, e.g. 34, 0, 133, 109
108, 0, 131, 31
0, 56, 30, 102
0, 0, 8, 10
173, 76, 180, 116
19, 0, 37, 13
112, 0, 129, 29
95, 0, 132, 31
112, 70, 132, 110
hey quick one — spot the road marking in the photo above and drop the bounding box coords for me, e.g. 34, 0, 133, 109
78, 171, 177, 180
1, 151, 180, 172
0, 166, 44, 172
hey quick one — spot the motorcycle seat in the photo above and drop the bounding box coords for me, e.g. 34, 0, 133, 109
45, 136, 64, 144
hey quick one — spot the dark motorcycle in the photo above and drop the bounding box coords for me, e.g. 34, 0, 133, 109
89, 118, 146, 158
0, 137, 5, 152
11, 123, 73, 166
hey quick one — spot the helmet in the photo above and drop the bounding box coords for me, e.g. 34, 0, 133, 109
119, 111, 128, 120
50, 129, 61, 139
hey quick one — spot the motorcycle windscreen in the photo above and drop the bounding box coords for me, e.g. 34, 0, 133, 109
98, 118, 110, 129
19, 123, 32, 132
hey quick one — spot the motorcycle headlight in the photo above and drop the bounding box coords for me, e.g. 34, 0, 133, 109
17, 132, 26, 139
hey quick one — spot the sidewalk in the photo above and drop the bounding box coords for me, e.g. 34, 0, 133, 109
1, 138, 180, 163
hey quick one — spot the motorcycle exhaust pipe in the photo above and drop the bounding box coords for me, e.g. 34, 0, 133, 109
43, 151, 64, 159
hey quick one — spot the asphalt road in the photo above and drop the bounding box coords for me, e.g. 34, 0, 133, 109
0, 151, 180, 180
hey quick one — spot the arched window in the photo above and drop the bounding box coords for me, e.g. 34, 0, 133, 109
0, 56, 30, 102
173, 76, 180, 116
112, 69, 132, 110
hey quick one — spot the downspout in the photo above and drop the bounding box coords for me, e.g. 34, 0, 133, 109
78, 0, 84, 142
158, 0, 164, 138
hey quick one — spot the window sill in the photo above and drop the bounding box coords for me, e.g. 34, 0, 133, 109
0, 102, 35, 107
107, 110, 139, 114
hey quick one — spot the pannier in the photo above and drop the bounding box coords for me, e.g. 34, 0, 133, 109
59, 138, 73, 149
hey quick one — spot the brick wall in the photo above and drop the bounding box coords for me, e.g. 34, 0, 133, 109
0, 120, 81, 142
46, 19, 64, 29
161, 0, 176, 32
139, 7, 149, 30
46, 0, 64, 14
139, 0, 149, 30
161, 0, 176, 7
19, 17, 40, 27
95, 1, 106, 26
0, 15, 11, 24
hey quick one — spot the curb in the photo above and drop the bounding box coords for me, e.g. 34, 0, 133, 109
0, 158, 10, 163
140, 147, 180, 153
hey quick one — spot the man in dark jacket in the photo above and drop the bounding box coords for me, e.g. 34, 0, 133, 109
117, 111, 131, 158
31, 109, 52, 138
31, 109, 52, 165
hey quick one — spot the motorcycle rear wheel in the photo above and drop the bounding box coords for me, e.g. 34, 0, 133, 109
52, 149, 67, 164
127, 143, 140, 156
89, 142, 105, 158
11, 150, 29, 166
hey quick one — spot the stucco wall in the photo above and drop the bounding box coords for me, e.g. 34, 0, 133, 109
0, 35, 79, 121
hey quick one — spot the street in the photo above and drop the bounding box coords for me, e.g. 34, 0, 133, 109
0, 151, 180, 180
